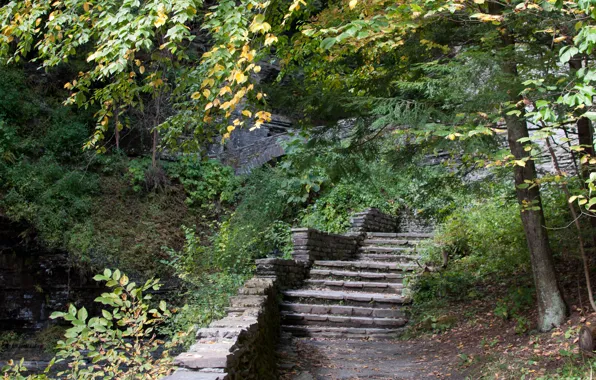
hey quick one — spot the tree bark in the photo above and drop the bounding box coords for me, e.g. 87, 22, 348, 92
114, 102, 120, 151
152, 92, 161, 168
506, 113, 568, 331
500, 32, 568, 331
569, 58, 596, 246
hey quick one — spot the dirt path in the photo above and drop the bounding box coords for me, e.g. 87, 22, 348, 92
277, 335, 465, 380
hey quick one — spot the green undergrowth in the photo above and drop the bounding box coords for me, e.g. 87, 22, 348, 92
407, 178, 584, 337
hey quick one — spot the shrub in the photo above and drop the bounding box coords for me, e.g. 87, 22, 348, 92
411, 197, 529, 305
161, 227, 248, 345
1, 156, 98, 248
42, 110, 89, 162
167, 156, 239, 208
1, 269, 185, 379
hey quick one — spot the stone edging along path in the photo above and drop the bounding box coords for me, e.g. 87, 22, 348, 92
164, 208, 430, 379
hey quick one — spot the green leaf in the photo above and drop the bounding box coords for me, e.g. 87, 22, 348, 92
50, 311, 65, 319
583, 111, 596, 121
102, 310, 113, 320
560, 46, 579, 63
77, 307, 88, 322
320, 37, 336, 50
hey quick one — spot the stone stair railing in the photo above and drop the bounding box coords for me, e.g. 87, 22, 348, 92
165, 259, 308, 380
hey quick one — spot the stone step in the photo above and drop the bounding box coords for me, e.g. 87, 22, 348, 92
282, 289, 407, 308
282, 325, 405, 340
281, 313, 407, 328
174, 350, 229, 369
196, 327, 243, 343
356, 253, 420, 262
361, 240, 419, 247
366, 232, 433, 239
312, 260, 417, 273
189, 342, 235, 353
309, 269, 406, 283
163, 369, 227, 380
279, 303, 406, 318
358, 246, 417, 253
304, 279, 403, 294
209, 315, 257, 329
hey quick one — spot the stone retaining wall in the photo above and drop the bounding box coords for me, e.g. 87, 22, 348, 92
396, 206, 435, 234
165, 259, 308, 380
290, 228, 361, 263
349, 208, 399, 233
255, 258, 309, 289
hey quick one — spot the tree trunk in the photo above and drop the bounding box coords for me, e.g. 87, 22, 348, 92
506, 113, 568, 331
152, 128, 158, 167
152, 92, 161, 168
577, 116, 595, 179
569, 58, 596, 246
579, 325, 596, 353
114, 102, 120, 151
500, 31, 567, 331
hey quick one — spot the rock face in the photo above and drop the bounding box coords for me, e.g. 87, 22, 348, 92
0, 216, 101, 331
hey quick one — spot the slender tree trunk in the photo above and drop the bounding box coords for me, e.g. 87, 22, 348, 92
114, 102, 120, 151
499, 31, 567, 331
569, 58, 596, 246
152, 92, 161, 168
577, 116, 595, 178
506, 113, 568, 330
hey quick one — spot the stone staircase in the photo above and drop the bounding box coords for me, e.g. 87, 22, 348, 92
280, 231, 432, 340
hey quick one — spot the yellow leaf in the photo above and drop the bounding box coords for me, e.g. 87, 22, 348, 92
349, 0, 357, 9
234, 71, 248, 84
201, 78, 215, 88
515, 160, 526, 167
205, 102, 213, 110
256, 92, 264, 100
227, 125, 235, 133
242, 110, 252, 117
264, 34, 278, 46
233, 118, 241, 126
139, 66, 145, 74
253, 65, 261, 73
83, 2, 90, 11
154, 5, 168, 27
202, 89, 211, 98
473, 0, 484, 3
191, 92, 201, 100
